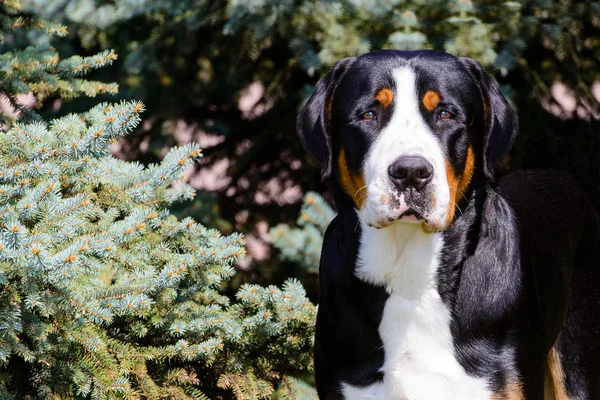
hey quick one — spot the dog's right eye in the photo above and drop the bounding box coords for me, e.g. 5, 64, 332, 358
437, 110, 453, 120
362, 111, 377, 121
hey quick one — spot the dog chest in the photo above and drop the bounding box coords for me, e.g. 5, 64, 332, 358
342, 224, 492, 399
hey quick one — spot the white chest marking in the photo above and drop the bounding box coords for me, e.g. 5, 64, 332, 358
341, 222, 491, 400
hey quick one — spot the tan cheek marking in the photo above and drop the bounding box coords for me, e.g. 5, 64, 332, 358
376, 88, 393, 107
337, 148, 366, 209
444, 146, 475, 227
458, 146, 475, 195
544, 346, 574, 400
490, 382, 524, 400
423, 90, 441, 111
444, 159, 460, 227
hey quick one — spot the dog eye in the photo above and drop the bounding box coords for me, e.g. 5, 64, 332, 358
438, 110, 453, 120
362, 111, 377, 121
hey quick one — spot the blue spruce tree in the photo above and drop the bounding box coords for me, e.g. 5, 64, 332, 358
0, 2, 315, 398
269, 192, 334, 274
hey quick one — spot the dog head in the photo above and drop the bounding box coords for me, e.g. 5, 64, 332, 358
298, 50, 517, 231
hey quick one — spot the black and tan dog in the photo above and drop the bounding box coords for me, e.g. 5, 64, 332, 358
298, 50, 600, 399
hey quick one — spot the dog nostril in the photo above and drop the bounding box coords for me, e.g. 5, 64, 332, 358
388, 164, 407, 180
416, 167, 432, 179
388, 156, 434, 191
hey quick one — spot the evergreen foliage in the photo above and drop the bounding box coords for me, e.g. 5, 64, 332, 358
0, 1, 118, 125
0, 3, 315, 398
23, 0, 600, 107
269, 193, 334, 274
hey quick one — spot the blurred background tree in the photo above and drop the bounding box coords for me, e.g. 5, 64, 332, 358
18, 0, 600, 299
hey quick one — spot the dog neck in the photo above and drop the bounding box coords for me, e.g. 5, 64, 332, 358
356, 220, 443, 300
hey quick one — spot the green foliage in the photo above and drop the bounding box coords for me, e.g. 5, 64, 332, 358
273, 378, 319, 400
0, 1, 118, 125
0, 101, 315, 399
0, 4, 315, 399
27, 0, 599, 93
269, 192, 334, 274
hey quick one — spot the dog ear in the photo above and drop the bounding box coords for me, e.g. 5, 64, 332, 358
459, 57, 518, 181
297, 57, 356, 179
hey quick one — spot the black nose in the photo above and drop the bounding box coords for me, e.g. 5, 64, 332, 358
388, 156, 433, 191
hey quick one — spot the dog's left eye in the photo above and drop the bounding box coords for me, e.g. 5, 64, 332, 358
438, 110, 453, 120
362, 111, 377, 121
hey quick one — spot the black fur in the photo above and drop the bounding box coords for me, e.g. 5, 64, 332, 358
298, 57, 356, 179
299, 50, 600, 399
458, 57, 518, 181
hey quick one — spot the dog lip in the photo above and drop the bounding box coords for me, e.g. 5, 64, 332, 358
366, 211, 427, 229
399, 208, 426, 221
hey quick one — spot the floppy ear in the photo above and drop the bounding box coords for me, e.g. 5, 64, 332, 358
297, 57, 356, 179
459, 57, 518, 181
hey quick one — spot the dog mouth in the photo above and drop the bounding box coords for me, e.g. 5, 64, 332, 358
362, 190, 440, 229
366, 207, 429, 229
398, 208, 426, 222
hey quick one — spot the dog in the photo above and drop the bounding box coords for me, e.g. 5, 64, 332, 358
297, 50, 600, 399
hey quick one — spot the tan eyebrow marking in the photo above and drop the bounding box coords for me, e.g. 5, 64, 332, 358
423, 90, 441, 111
375, 88, 393, 107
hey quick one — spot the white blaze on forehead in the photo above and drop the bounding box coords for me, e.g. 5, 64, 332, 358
367, 67, 436, 168
360, 66, 450, 228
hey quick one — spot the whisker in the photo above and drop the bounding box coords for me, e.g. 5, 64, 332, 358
448, 185, 469, 203
448, 198, 464, 216
354, 185, 368, 197
357, 192, 368, 204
